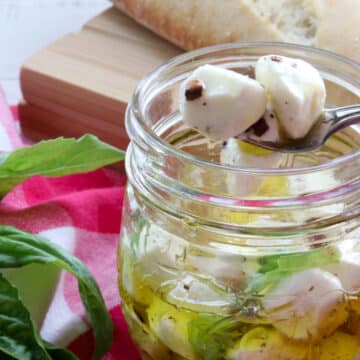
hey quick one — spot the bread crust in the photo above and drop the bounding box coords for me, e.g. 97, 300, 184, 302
112, 0, 360, 63
112, 0, 283, 50
316, 0, 360, 62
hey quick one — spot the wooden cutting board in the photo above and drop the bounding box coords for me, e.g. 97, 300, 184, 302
19, 7, 181, 150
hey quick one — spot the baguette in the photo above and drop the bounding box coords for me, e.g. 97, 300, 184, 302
112, 0, 360, 62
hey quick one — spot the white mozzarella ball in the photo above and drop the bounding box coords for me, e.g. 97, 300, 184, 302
323, 259, 360, 293
262, 268, 348, 341
256, 55, 326, 139
220, 138, 282, 196
179, 64, 267, 140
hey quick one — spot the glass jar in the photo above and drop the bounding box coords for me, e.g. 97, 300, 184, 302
118, 43, 360, 360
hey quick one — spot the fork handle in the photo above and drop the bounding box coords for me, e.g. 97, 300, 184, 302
328, 105, 360, 136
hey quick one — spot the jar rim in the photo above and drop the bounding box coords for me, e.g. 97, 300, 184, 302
129, 41, 360, 176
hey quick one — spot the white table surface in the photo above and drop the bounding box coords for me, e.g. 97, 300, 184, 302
0, 0, 111, 104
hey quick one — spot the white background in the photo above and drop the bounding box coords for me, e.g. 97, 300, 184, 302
0, 0, 110, 104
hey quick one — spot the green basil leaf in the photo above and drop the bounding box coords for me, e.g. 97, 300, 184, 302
44, 343, 78, 360
0, 225, 113, 360
0, 272, 51, 360
0, 134, 125, 196
1, 354, 16, 360
257, 246, 340, 274
249, 246, 341, 294
188, 313, 249, 360
246, 270, 291, 295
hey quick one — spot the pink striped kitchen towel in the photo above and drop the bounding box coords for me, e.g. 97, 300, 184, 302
0, 88, 140, 359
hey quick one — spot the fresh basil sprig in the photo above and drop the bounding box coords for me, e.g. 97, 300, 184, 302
0, 272, 52, 360
188, 313, 249, 360
247, 246, 341, 294
0, 134, 125, 196
44, 344, 78, 360
0, 134, 125, 359
0, 225, 113, 360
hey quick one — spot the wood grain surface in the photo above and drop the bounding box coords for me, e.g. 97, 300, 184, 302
19, 7, 181, 149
